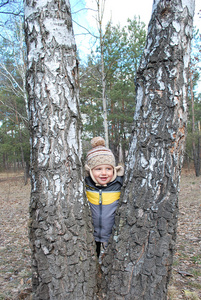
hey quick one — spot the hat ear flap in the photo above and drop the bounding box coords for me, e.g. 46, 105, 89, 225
89, 169, 99, 185
115, 165, 124, 176
111, 167, 117, 183
85, 164, 90, 176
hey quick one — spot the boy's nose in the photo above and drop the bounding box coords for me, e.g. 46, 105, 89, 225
101, 169, 106, 174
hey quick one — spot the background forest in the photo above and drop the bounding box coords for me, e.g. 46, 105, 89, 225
0, 0, 201, 177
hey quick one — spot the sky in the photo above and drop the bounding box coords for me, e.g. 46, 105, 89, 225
70, 0, 201, 61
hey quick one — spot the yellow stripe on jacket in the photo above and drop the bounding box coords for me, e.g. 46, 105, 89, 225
86, 190, 120, 205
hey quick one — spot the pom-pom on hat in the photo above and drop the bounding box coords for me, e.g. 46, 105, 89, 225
86, 136, 115, 170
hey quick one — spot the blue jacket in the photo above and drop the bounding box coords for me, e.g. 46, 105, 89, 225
85, 176, 123, 243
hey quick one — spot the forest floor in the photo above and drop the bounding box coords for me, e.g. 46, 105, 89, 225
0, 169, 200, 300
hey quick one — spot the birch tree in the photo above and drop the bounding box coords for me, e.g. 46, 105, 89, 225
96, 0, 109, 147
24, 0, 194, 299
101, 0, 195, 299
24, 0, 97, 299
0, 18, 29, 117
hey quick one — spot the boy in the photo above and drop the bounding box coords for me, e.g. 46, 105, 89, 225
85, 136, 124, 257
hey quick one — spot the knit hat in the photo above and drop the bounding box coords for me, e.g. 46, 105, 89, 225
85, 136, 124, 185
86, 137, 115, 169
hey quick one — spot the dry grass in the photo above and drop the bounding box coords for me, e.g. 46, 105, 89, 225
0, 169, 200, 299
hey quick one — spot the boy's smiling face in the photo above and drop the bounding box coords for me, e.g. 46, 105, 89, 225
91, 164, 114, 185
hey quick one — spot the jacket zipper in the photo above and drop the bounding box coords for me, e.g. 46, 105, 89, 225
99, 189, 102, 241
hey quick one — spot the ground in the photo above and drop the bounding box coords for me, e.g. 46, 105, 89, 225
0, 169, 200, 299
168, 168, 201, 300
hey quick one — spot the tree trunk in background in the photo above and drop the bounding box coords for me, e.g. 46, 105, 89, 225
97, 0, 109, 148
190, 69, 200, 176
24, 0, 97, 299
101, 0, 194, 299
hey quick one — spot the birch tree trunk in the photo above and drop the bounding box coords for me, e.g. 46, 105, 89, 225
24, 0, 97, 299
101, 0, 195, 299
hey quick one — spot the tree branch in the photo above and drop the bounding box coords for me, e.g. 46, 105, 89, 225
0, 100, 28, 123
72, 18, 98, 38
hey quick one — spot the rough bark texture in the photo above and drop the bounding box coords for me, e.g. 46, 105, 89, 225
24, 0, 97, 299
101, 0, 195, 299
